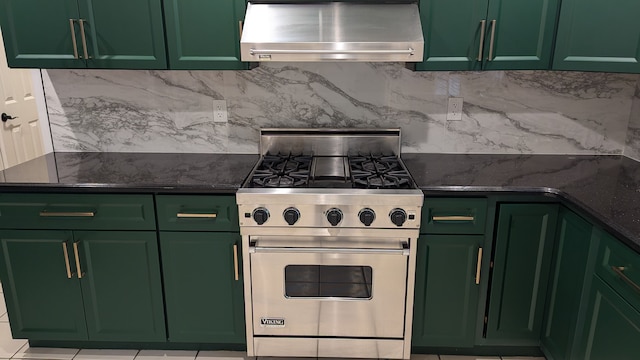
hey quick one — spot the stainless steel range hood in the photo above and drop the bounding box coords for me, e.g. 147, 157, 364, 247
240, 2, 424, 62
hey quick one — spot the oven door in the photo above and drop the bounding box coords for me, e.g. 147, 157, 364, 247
249, 238, 409, 338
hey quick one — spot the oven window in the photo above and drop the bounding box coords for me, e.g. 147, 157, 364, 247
284, 265, 373, 299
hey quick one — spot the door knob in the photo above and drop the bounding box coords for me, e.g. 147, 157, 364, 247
1, 113, 18, 122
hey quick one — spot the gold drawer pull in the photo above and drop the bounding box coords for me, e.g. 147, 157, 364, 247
62, 242, 73, 279
176, 213, 217, 219
40, 211, 95, 217
475, 247, 483, 285
233, 244, 239, 281
612, 266, 640, 293
432, 216, 475, 221
73, 242, 84, 279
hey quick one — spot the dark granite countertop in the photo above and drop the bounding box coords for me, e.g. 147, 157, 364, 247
402, 154, 640, 252
1, 152, 638, 252
0, 152, 258, 193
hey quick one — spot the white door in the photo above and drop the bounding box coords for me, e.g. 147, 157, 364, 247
0, 27, 45, 170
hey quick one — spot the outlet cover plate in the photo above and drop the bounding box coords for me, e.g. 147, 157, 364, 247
213, 100, 228, 123
447, 97, 463, 121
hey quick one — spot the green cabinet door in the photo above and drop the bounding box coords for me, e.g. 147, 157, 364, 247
416, 0, 488, 71
160, 232, 245, 344
79, 0, 166, 69
163, 0, 247, 69
482, 0, 560, 70
577, 276, 640, 360
553, 0, 640, 73
413, 235, 483, 348
541, 208, 593, 360
0, 0, 85, 68
485, 203, 558, 345
76, 231, 166, 341
0, 230, 88, 340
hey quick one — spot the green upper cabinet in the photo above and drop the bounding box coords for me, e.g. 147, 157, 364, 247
553, 0, 640, 73
79, 0, 167, 69
541, 208, 594, 360
160, 232, 245, 344
413, 234, 483, 348
0, 0, 166, 69
0, 230, 88, 340
0, 0, 84, 68
163, 0, 247, 69
76, 231, 166, 342
485, 203, 558, 346
416, 0, 560, 71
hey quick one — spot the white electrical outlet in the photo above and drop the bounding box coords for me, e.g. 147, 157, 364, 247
213, 100, 228, 123
447, 97, 463, 121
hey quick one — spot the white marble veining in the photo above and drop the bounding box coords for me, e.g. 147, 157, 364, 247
43, 64, 639, 155
624, 79, 640, 161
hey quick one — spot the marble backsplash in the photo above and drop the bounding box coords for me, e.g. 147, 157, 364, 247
43, 63, 640, 155
624, 80, 640, 161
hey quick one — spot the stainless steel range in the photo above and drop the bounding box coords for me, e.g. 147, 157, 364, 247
236, 129, 423, 359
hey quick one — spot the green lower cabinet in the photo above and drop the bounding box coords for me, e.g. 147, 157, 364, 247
0, 229, 165, 342
160, 232, 245, 344
76, 231, 166, 341
0, 230, 88, 340
485, 203, 558, 345
576, 276, 640, 360
541, 208, 594, 360
413, 234, 483, 347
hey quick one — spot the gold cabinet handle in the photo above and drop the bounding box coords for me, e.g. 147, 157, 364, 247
612, 266, 640, 293
487, 20, 497, 61
40, 211, 95, 217
73, 242, 84, 279
475, 247, 483, 285
432, 216, 475, 221
477, 20, 486, 61
62, 242, 73, 279
176, 213, 217, 218
233, 244, 239, 281
69, 19, 79, 59
238, 20, 243, 39
78, 19, 90, 59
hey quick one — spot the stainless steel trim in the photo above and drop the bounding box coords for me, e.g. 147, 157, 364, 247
78, 19, 89, 59
488, 20, 497, 61
233, 244, 239, 281
69, 19, 79, 59
250, 246, 410, 256
62, 242, 73, 279
249, 48, 415, 56
432, 215, 475, 221
478, 20, 486, 61
253, 337, 405, 359
40, 211, 95, 217
73, 242, 83, 279
612, 266, 640, 293
257, 128, 403, 157
176, 213, 217, 219
476, 247, 483, 285
240, 3, 424, 62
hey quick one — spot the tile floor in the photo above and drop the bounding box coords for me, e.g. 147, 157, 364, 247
0, 284, 544, 360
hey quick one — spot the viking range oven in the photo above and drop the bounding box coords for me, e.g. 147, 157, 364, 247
236, 129, 423, 359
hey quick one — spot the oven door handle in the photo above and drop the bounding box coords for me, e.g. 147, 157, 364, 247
249, 246, 410, 256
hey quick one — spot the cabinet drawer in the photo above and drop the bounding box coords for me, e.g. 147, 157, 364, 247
421, 198, 488, 234
156, 195, 239, 232
0, 194, 155, 230
595, 233, 640, 311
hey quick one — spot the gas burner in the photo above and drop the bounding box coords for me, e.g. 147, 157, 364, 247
349, 154, 413, 189
250, 153, 312, 188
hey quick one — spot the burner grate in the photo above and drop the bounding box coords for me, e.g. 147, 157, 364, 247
349, 154, 413, 189
250, 153, 312, 188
